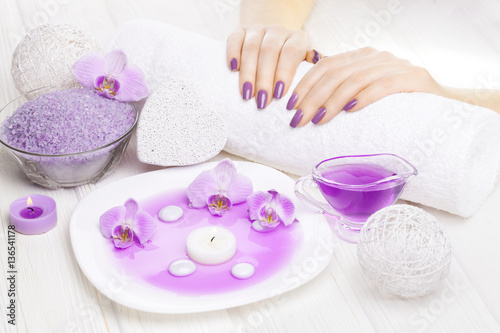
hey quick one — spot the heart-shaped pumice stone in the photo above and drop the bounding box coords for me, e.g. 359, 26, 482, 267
137, 80, 227, 166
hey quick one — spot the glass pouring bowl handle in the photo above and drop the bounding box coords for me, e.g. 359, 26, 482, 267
294, 175, 340, 218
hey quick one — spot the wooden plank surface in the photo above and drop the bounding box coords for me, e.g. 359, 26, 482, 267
1, 0, 499, 332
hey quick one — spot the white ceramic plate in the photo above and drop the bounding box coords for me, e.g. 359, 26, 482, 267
70, 161, 334, 314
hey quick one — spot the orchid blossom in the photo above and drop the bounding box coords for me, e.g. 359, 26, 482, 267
100, 198, 157, 249
247, 190, 297, 232
72, 50, 148, 102
186, 159, 253, 216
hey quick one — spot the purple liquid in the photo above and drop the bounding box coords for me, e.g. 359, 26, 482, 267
317, 163, 404, 222
106, 189, 302, 295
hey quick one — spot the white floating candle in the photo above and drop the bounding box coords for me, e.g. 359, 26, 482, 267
186, 226, 236, 265
231, 263, 255, 279
158, 205, 184, 222
168, 259, 196, 277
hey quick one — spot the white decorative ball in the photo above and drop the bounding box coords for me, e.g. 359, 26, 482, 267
357, 205, 452, 298
11, 24, 99, 95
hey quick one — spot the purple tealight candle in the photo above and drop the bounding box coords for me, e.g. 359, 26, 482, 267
19, 197, 43, 219
9, 194, 57, 235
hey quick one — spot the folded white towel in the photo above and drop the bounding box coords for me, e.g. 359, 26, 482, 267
105, 19, 500, 217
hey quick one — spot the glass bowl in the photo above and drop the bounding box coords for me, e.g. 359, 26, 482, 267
0, 87, 138, 189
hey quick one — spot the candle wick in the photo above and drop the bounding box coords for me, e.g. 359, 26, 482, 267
210, 236, 215, 242
27, 207, 34, 212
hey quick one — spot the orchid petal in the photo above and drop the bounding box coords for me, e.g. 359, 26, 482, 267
94, 76, 106, 90
274, 192, 296, 226
124, 198, 139, 222
213, 159, 237, 190
112, 225, 134, 248
100, 90, 116, 99
104, 50, 127, 75
226, 173, 253, 205
114, 64, 148, 102
113, 238, 134, 248
258, 206, 280, 227
100, 206, 125, 238
94, 76, 120, 98
132, 210, 157, 245
71, 51, 106, 90
251, 220, 278, 233
207, 194, 232, 216
187, 170, 219, 207
247, 191, 272, 221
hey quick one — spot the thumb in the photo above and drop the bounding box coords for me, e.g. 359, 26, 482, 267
305, 49, 322, 64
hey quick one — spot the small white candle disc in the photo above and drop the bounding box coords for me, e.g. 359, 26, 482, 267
186, 226, 237, 265
168, 259, 196, 277
158, 205, 184, 222
231, 263, 255, 279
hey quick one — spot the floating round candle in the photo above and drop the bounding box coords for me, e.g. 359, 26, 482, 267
231, 263, 255, 280
186, 226, 236, 265
168, 259, 196, 277
9, 194, 57, 235
158, 205, 183, 222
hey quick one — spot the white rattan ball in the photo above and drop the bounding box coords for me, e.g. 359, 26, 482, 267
357, 205, 452, 298
11, 24, 99, 95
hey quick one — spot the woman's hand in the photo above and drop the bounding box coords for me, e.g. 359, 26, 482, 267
286, 47, 445, 127
226, 24, 318, 109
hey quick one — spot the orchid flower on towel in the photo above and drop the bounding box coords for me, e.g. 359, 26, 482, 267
72, 50, 148, 102
247, 190, 297, 232
187, 159, 253, 216
100, 198, 157, 249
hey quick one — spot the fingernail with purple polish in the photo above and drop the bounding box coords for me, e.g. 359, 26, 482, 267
343, 99, 357, 111
286, 92, 298, 110
289, 109, 303, 128
274, 81, 284, 99
230, 58, 237, 71
257, 90, 268, 109
243, 82, 252, 100
313, 49, 320, 64
311, 107, 326, 124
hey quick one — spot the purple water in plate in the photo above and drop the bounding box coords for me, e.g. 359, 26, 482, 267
106, 189, 302, 296
316, 163, 404, 222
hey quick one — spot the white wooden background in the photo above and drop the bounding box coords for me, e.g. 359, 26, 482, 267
1, 0, 500, 332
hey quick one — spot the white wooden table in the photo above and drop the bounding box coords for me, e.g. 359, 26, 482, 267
1, 1, 500, 332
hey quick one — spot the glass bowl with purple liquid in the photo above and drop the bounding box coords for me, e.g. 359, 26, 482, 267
295, 154, 417, 243
0, 87, 138, 189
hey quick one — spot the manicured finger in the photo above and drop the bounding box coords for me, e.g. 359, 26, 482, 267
274, 32, 310, 100
239, 26, 266, 100
292, 66, 355, 126
316, 64, 405, 124
285, 50, 369, 110
347, 69, 418, 112
290, 54, 379, 125
294, 57, 398, 126
285, 59, 331, 110
226, 27, 245, 71
255, 29, 288, 108
305, 49, 322, 64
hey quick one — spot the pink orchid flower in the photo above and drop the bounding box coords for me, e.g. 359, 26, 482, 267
187, 159, 253, 216
72, 50, 148, 102
100, 198, 157, 249
247, 190, 297, 232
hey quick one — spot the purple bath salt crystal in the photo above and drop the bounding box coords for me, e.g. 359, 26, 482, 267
1, 89, 135, 155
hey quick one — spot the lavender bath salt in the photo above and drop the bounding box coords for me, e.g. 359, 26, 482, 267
1, 88, 135, 154
0, 88, 137, 187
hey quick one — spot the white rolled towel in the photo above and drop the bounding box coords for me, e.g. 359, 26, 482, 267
104, 19, 500, 217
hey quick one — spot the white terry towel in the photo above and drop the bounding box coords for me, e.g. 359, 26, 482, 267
104, 19, 500, 217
